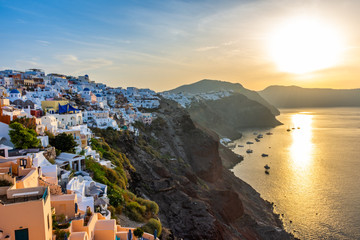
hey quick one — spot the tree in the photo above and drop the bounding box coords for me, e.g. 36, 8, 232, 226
9, 122, 40, 149
11, 117, 36, 130
49, 133, 78, 153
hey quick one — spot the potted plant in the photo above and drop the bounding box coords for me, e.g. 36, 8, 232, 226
134, 227, 144, 240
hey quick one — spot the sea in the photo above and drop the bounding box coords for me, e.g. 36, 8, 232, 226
231, 108, 360, 240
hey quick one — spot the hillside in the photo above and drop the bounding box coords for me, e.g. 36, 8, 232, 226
166, 79, 280, 115
259, 85, 360, 108
188, 93, 282, 139
93, 99, 294, 239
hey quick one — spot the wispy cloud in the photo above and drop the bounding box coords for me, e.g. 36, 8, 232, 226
36, 40, 50, 46
54, 54, 113, 74
195, 46, 219, 52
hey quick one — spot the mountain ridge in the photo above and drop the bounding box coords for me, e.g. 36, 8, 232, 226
259, 85, 360, 108
165, 79, 280, 116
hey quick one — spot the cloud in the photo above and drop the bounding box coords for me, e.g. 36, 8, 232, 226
195, 46, 219, 52
54, 54, 113, 74
36, 40, 50, 46
15, 60, 40, 68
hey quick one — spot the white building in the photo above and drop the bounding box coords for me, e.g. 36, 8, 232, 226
41, 115, 58, 135
56, 152, 85, 172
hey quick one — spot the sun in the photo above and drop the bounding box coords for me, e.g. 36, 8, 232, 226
268, 17, 344, 74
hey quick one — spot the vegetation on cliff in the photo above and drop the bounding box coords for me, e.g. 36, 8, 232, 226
84, 133, 159, 225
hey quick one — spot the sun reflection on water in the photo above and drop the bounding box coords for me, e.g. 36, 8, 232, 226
289, 114, 314, 170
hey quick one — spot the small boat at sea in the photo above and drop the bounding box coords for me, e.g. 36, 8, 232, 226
246, 141, 254, 144
264, 164, 270, 169
287, 129, 291, 132
265, 170, 270, 174
261, 153, 269, 157
257, 134, 263, 138
246, 149, 253, 153
255, 138, 260, 142
292, 127, 295, 130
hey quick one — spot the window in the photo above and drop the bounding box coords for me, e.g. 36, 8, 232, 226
20, 159, 27, 167
47, 214, 50, 230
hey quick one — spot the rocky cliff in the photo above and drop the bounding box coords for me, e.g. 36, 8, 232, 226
100, 99, 293, 240
188, 93, 282, 139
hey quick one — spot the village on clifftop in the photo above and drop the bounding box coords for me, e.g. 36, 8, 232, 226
0, 68, 160, 240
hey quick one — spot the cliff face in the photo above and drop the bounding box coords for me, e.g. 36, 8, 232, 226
188, 93, 282, 139
118, 99, 292, 240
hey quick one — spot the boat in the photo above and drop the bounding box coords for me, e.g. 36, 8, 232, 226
255, 138, 260, 142
297, 127, 300, 129
261, 153, 269, 157
286, 128, 291, 132
238, 145, 244, 147
292, 127, 295, 130
257, 134, 263, 138
246, 149, 253, 153
265, 170, 270, 174
246, 141, 254, 144
264, 164, 270, 169
266, 132, 273, 135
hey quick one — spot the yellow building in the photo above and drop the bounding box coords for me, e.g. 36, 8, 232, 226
50, 194, 79, 219
41, 100, 69, 114
0, 171, 52, 240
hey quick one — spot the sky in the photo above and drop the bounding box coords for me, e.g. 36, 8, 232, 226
0, 0, 359, 91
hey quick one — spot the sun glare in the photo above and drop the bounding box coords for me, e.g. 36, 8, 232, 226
269, 17, 344, 74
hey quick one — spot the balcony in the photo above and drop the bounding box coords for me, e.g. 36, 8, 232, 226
0, 186, 48, 205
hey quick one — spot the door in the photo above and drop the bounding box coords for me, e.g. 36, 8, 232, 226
15, 228, 29, 240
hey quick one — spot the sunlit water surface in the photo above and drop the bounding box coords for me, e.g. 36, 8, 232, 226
232, 108, 360, 239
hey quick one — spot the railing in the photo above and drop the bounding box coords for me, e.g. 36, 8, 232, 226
42, 187, 48, 203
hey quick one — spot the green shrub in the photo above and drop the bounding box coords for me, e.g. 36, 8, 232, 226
54, 229, 69, 239
0, 179, 12, 187
141, 218, 162, 236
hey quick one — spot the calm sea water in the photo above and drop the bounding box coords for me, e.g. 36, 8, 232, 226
232, 108, 360, 240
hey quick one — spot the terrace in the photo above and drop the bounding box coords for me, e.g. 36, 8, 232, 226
0, 185, 48, 205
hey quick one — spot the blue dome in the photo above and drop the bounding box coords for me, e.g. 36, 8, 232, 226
95, 94, 102, 97
10, 89, 20, 94
83, 88, 90, 91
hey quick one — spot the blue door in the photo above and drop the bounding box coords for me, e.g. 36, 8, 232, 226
15, 228, 29, 240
